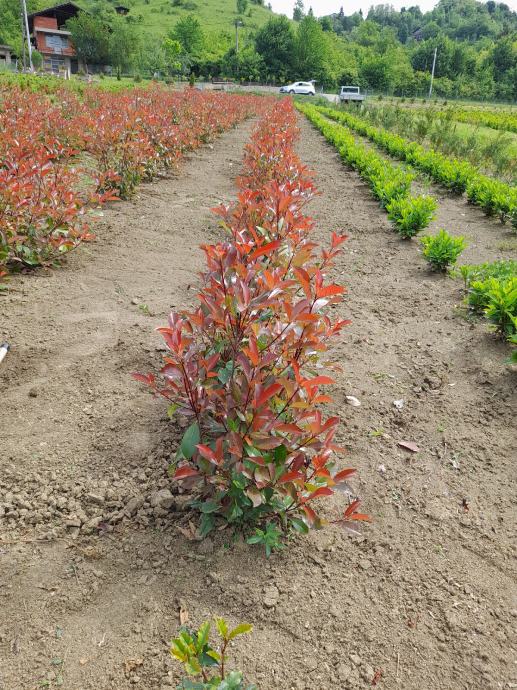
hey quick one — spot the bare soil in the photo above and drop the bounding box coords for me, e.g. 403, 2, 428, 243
0, 114, 515, 690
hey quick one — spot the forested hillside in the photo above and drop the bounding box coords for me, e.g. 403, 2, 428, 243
1, 0, 516, 100
322, 0, 517, 99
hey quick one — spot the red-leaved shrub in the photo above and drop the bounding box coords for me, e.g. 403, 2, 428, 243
134, 100, 367, 546
0, 84, 261, 279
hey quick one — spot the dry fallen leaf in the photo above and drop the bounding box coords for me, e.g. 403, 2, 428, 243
124, 658, 143, 676
398, 440, 420, 453
176, 522, 198, 541
179, 605, 189, 625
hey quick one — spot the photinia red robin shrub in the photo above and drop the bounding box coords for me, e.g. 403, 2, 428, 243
0, 138, 116, 271
134, 100, 367, 549
0, 84, 262, 278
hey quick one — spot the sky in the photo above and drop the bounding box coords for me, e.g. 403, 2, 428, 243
268, 0, 517, 17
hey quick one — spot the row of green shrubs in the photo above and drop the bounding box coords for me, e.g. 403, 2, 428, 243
316, 105, 517, 231
297, 102, 470, 273
296, 103, 437, 239
457, 260, 517, 360
298, 103, 515, 364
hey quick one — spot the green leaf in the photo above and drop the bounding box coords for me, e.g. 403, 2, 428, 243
290, 517, 309, 534
198, 501, 220, 514
228, 623, 253, 640
274, 444, 287, 465
228, 418, 239, 432
199, 649, 220, 667
199, 513, 215, 538
167, 403, 179, 418
196, 621, 210, 653
217, 671, 244, 690
215, 617, 229, 640
217, 361, 234, 384
185, 658, 202, 676
246, 533, 263, 545
181, 422, 200, 459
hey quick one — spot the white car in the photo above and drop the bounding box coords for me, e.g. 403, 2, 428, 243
279, 81, 315, 96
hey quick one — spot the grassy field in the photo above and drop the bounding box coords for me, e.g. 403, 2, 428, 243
382, 95, 517, 112
80, 0, 277, 43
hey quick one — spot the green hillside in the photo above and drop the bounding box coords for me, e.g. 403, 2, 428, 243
80, 0, 277, 42
0, 0, 277, 56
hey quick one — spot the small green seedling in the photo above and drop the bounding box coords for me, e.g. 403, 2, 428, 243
246, 522, 285, 557
171, 618, 256, 690
138, 303, 151, 316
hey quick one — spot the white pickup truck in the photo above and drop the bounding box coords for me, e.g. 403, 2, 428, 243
339, 86, 365, 103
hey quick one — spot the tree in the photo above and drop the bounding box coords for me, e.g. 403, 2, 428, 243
293, 0, 304, 22
221, 46, 265, 81
0, 0, 40, 49
162, 37, 182, 74
255, 16, 295, 82
360, 54, 393, 92
66, 12, 110, 68
170, 14, 204, 57
31, 50, 43, 70
109, 16, 140, 73
294, 15, 329, 83
319, 17, 333, 32
237, 0, 248, 14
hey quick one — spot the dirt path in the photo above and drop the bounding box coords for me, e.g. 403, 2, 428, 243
1, 113, 516, 690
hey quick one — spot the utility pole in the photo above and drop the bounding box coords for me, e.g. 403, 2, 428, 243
20, 0, 33, 71
19, 3, 26, 70
428, 47, 437, 99
235, 19, 243, 53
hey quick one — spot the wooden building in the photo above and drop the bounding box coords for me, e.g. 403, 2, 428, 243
27, 2, 82, 75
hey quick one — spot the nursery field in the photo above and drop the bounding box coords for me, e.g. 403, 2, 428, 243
0, 90, 516, 690
338, 99, 517, 184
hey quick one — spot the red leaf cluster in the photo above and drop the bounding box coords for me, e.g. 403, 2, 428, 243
0, 85, 262, 277
135, 99, 365, 533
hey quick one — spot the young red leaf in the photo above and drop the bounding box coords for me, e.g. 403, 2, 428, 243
254, 383, 282, 408
196, 444, 218, 464
306, 487, 334, 501
278, 471, 304, 484
334, 468, 356, 482
316, 284, 345, 298
250, 239, 281, 260
174, 466, 200, 480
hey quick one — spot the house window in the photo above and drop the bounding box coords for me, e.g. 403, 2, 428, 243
45, 34, 69, 53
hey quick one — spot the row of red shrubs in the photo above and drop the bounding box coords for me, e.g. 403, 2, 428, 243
135, 99, 367, 544
0, 86, 261, 280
